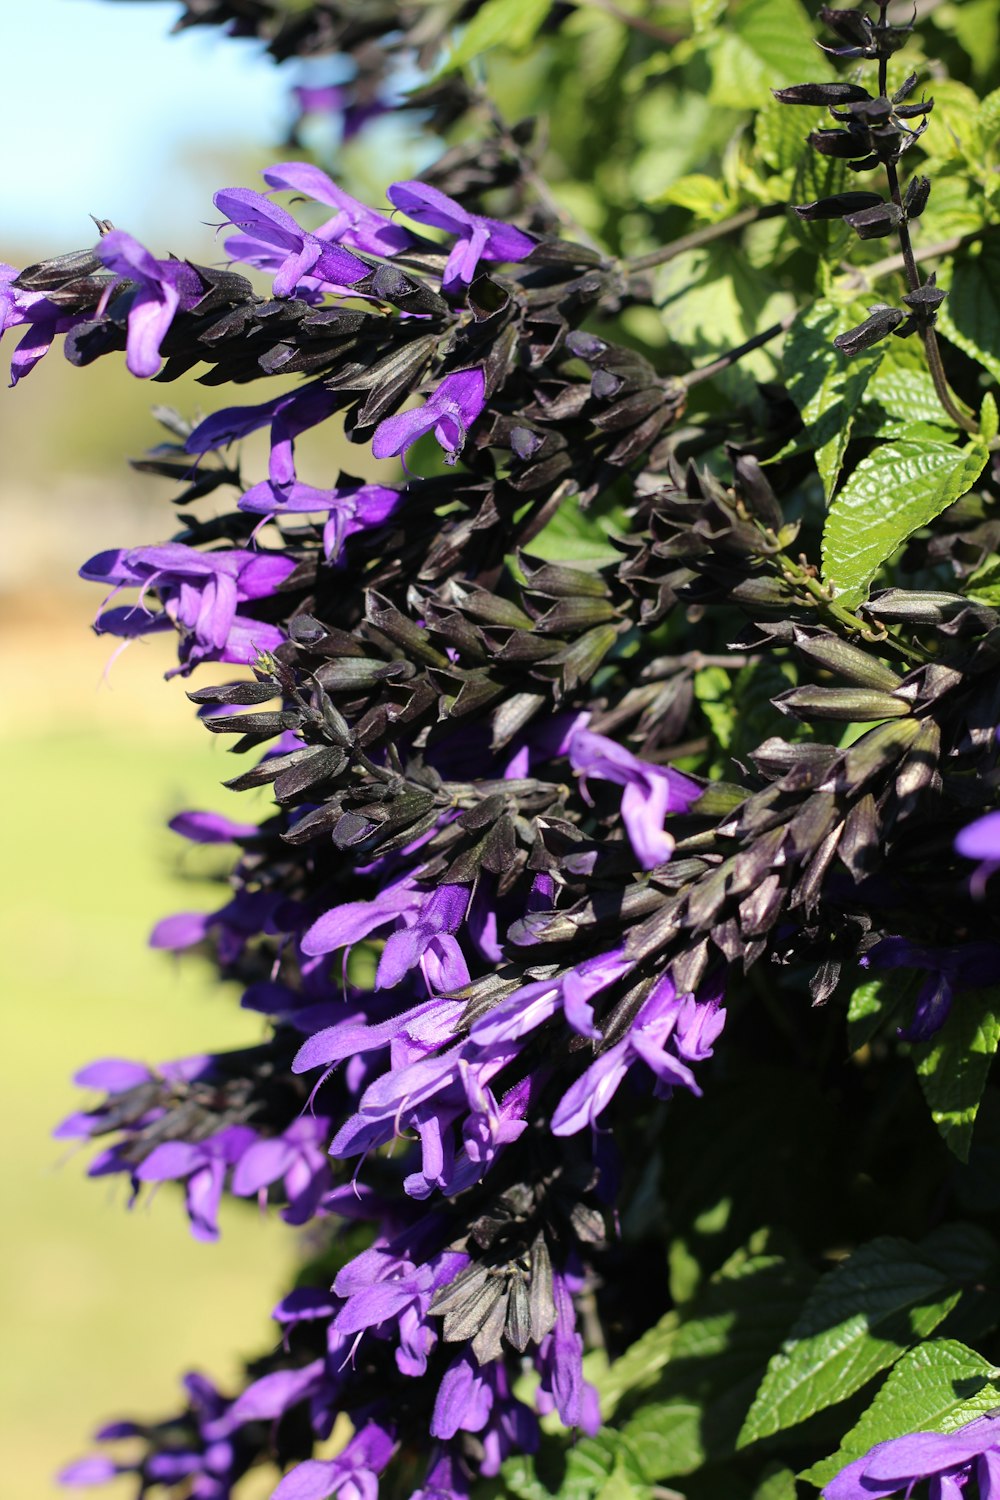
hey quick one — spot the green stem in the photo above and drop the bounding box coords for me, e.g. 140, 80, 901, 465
776, 550, 934, 667
628, 202, 786, 273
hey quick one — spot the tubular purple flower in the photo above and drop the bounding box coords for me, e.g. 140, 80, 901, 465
956, 809, 1000, 897
215, 186, 370, 297
551, 974, 725, 1135
263, 163, 415, 258
371, 368, 486, 463
824, 1414, 1000, 1499
386, 181, 536, 291
79, 543, 297, 671
93, 230, 203, 378
135, 1124, 257, 1241
567, 727, 701, 870
271, 1422, 395, 1500
239, 478, 403, 561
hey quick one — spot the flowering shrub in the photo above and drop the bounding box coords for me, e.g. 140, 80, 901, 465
11, 1, 1000, 1497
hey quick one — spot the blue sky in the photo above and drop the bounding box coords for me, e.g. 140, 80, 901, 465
2, 0, 292, 257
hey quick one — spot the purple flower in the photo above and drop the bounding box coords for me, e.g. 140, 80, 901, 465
386, 181, 535, 291
169, 810, 260, 844
271, 1421, 395, 1500
551, 974, 725, 1135
136, 1125, 257, 1241
334, 1237, 468, 1376
1, 262, 85, 385
371, 368, 486, 463
534, 1267, 601, 1433
824, 1413, 1000, 1499
230, 1116, 332, 1225
93, 230, 207, 378
263, 162, 415, 259
956, 809, 1000, 897
215, 186, 370, 297
79, 542, 297, 672
567, 727, 701, 870
239, 478, 403, 561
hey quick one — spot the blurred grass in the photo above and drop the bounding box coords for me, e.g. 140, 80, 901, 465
1, 618, 291, 1495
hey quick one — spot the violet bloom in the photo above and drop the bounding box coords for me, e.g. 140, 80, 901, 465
93, 230, 208, 378
136, 1125, 257, 1241
79, 543, 297, 673
1, 262, 85, 385
271, 1420, 395, 1500
534, 1267, 601, 1433
215, 187, 370, 298
230, 1116, 333, 1225
824, 1413, 1000, 1499
239, 478, 403, 562
263, 162, 415, 259
184, 379, 338, 473
371, 368, 486, 464
956, 809, 1000, 897
551, 974, 726, 1136
567, 727, 701, 870
386, 181, 536, 292
334, 1240, 468, 1376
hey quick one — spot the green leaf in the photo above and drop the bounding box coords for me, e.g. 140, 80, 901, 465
598, 1308, 681, 1416
657, 174, 733, 220
782, 301, 885, 499
912, 987, 1000, 1162
847, 971, 921, 1054
692, 0, 726, 33
618, 1249, 815, 1478
706, 0, 831, 108
753, 1465, 798, 1500
736, 1235, 976, 1447
439, 0, 552, 71
982, 391, 999, 444
821, 435, 990, 606
802, 1339, 1000, 1489
866, 366, 961, 431
938, 246, 1000, 385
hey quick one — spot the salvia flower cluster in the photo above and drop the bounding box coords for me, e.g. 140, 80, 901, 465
13, 1, 1000, 1497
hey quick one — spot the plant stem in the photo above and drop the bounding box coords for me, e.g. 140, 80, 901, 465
874, 33, 977, 434
777, 550, 934, 666
628, 202, 786, 273
682, 312, 796, 387
844, 227, 989, 286
884, 160, 977, 434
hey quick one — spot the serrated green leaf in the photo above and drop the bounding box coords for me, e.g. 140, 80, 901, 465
789, 146, 849, 255
821, 436, 990, 606
620, 1251, 815, 1478
802, 1339, 1000, 1489
737, 1237, 972, 1447
866, 366, 961, 431
782, 301, 885, 499
439, 0, 551, 71
756, 95, 812, 173
938, 246, 1000, 385
705, 0, 830, 109
982, 391, 999, 443
912, 987, 1000, 1162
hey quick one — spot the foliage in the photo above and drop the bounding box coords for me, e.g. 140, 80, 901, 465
9, 2, 1000, 1500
